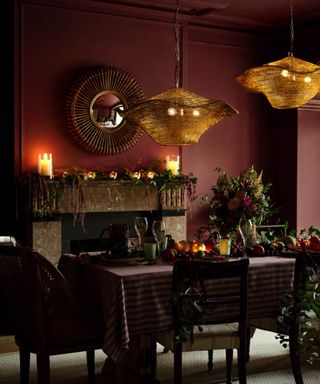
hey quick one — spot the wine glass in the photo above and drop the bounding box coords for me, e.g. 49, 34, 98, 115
152, 220, 166, 256
134, 217, 148, 249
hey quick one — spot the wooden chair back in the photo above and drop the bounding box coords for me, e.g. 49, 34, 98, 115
172, 256, 249, 342
0, 245, 103, 350
0, 245, 104, 383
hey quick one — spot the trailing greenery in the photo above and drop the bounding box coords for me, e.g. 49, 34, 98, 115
18, 164, 197, 230
276, 236, 320, 364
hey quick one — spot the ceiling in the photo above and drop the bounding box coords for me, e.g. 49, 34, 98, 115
99, 0, 320, 33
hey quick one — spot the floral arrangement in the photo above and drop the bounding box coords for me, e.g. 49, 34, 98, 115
207, 166, 274, 237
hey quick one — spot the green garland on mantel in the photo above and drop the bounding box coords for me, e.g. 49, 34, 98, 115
18, 167, 197, 226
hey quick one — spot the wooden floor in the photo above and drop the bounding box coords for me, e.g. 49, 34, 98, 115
0, 336, 18, 354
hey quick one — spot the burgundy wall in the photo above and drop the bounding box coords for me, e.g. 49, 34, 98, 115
20, 2, 179, 173
297, 109, 320, 231
14, 0, 320, 239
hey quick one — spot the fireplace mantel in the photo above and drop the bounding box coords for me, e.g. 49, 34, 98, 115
29, 180, 186, 214
18, 179, 187, 265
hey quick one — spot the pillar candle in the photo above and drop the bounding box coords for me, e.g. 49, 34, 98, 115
38, 153, 53, 177
166, 155, 180, 176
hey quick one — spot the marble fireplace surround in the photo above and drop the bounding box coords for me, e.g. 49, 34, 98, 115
31, 181, 186, 265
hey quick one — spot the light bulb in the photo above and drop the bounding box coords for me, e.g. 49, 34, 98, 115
167, 107, 177, 116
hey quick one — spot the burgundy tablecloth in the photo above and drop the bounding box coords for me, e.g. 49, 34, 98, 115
59, 255, 295, 364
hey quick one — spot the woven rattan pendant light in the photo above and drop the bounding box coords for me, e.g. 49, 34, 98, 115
236, 0, 320, 109
122, 0, 238, 146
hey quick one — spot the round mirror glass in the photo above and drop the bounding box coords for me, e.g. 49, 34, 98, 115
66, 66, 144, 155
91, 91, 125, 129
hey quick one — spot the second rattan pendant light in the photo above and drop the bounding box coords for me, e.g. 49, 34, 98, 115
122, 0, 238, 146
236, 0, 320, 109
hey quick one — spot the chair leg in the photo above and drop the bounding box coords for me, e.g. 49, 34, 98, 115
289, 324, 304, 384
208, 349, 213, 371
226, 349, 233, 384
174, 343, 182, 384
37, 352, 50, 384
86, 349, 95, 384
246, 327, 252, 362
237, 342, 247, 384
149, 339, 157, 378
19, 347, 30, 384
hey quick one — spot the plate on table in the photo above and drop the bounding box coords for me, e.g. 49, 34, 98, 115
102, 256, 147, 266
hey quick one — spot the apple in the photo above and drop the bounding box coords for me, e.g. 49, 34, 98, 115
162, 248, 177, 262
174, 240, 190, 252
253, 244, 265, 256
309, 235, 320, 250
203, 240, 217, 253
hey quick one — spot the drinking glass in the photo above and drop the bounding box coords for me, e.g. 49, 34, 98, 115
152, 220, 166, 256
134, 216, 148, 249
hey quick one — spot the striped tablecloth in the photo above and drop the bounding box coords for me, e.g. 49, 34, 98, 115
59, 255, 295, 364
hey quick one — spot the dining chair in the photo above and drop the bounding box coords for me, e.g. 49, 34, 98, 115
0, 235, 18, 336
0, 235, 18, 246
153, 256, 249, 384
248, 250, 320, 384
0, 245, 104, 384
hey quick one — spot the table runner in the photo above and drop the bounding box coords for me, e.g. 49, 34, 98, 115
59, 255, 295, 364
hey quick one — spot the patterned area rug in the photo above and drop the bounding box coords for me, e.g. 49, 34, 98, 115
0, 330, 319, 383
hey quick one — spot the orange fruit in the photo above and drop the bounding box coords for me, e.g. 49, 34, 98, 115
174, 240, 190, 252
190, 241, 206, 253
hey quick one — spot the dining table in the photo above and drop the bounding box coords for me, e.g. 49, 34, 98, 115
58, 253, 296, 383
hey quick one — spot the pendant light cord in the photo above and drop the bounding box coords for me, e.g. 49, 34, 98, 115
174, 0, 181, 88
289, 0, 294, 56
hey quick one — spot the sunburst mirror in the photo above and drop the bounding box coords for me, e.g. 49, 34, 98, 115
66, 66, 144, 155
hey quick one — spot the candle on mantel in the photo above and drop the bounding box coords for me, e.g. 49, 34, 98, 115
166, 155, 180, 176
38, 153, 53, 178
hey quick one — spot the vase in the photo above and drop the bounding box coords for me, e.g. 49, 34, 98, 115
238, 218, 256, 248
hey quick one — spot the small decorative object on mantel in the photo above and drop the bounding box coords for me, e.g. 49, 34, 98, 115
205, 166, 275, 248
146, 171, 155, 180
109, 171, 118, 180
